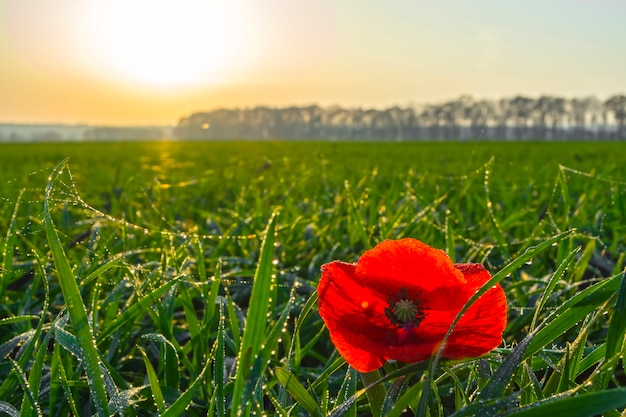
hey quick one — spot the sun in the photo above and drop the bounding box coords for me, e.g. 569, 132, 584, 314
84, 0, 240, 89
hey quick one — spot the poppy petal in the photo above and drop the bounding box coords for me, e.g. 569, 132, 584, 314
356, 238, 466, 296
318, 261, 388, 372
443, 263, 507, 358
378, 326, 447, 364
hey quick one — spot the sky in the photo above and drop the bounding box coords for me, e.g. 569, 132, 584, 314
1, 0, 625, 126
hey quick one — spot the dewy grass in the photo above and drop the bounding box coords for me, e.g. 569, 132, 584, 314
43, 160, 109, 417
0, 141, 625, 416
230, 213, 277, 416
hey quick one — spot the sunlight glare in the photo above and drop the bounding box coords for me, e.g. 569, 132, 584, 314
87, 0, 239, 88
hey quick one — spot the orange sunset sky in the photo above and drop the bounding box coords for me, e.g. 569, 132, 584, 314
1, 0, 625, 126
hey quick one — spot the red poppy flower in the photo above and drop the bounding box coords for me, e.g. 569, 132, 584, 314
317, 238, 507, 372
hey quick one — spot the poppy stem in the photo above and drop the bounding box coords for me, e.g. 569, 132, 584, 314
360, 370, 386, 417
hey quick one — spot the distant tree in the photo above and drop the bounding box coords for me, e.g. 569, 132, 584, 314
547, 97, 566, 140
532, 96, 551, 139
493, 99, 510, 140
173, 94, 626, 141
509, 96, 534, 140
605, 94, 626, 139
468, 99, 495, 140
570, 97, 590, 139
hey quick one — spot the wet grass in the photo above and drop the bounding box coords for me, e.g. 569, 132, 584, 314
0, 140, 625, 416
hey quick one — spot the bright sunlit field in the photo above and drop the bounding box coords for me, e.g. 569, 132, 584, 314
1, 141, 625, 416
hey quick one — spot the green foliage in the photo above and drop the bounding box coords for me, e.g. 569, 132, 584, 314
0, 141, 625, 416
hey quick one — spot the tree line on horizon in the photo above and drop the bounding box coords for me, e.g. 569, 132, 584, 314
175, 94, 626, 141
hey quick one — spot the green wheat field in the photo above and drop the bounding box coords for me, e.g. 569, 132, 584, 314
1, 140, 625, 416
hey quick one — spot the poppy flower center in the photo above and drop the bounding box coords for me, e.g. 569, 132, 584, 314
385, 287, 426, 329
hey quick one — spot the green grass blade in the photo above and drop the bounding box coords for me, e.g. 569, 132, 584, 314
138, 346, 166, 414
396, 194, 448, 240
568, 326, 590, 385
11, 359, 42, 417
445, 211, 455, 258
47, 338, 61, 416
572, 240, 595, 283
557, 166, 573, 229
0, 316, 39, 325
484, 159, 509, 257
529, 246, 580, 332
230, 213, 277, 416
22, 257, 52, 417
0, 253, 49, 403
381, 375, 409, 417
479, 334, 533, 400
265, 388, 289, 417
275, 367, 323, 417
79, 255, 123, 288
141, 333, 180, 390
179, 282, 200, 340
329, 360, 433, 417
450, 393, 520, 417
335, 367, 357, 417
224, 289, 241, 350
43, 159, 109, 417
53, 323, 84, 358
360, 370, 385, 417
524, 272, 622, 359
0, 331, 34, 361
506, 387, 626, 417
385, 379, 424, 417
289, 291, 319, 371
203, 260, 221, 328
161, 360, 210, 417
0, 402, 19, 417
556, 345, 573, 393
605, 270, 626, 360
577, 344, 605, 376
344, 180, 371, 248
214, 301, 226, 417
0, 189, 23, 300
309, 356, 347, 391
54, 343, 80, 417
96, 277, 181, 343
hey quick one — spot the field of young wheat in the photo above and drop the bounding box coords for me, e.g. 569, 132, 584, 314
1, 140, 625, 416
